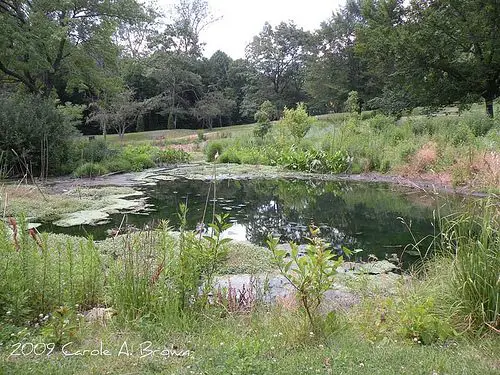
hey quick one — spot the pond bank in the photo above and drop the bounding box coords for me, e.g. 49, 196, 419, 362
43, 162, 496, 198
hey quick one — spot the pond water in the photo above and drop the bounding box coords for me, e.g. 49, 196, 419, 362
40, 178, 466, 266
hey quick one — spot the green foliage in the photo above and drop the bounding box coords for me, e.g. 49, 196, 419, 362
197, 129, 206, 142
279, 147, 350, 173
158, 148, 191, 164
345, 91, 361, 114
80, 139, 112, 163
206, 141, 226, 162
441, 200, 500, 332
121, 145, 156, 171
278, 103, 315, 140
397, 297, 454, 345
73, 162, 109, 178
40, 306, 81, 347
268, 227, 344, 332
0, 95, 78, 177
254, 121, 272, 139
0, 0, 146, 99
0, 222, 103, 324
102, 158, 133, 173
108, 223, 175, 322
461, 115, 495, 137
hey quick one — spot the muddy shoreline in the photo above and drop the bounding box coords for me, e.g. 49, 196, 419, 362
41, 163, 496, 198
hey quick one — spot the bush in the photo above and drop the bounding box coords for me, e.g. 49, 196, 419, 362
451, 123, 474, 146
461, 115, 495, 137
0, 221, 103, 324
0, 94, 78, 177
206, 141, 225, 162
103, 158, 133, 173
121, 145, 156, 171
80, 138, 111, 163
409, 117, 438, 136
254, 121, 272, 139
158, 148, 191, 164
367, 114, 395, 132
279, 103, 315, 141
73, 162, 109, 177
219, 147, 242, 164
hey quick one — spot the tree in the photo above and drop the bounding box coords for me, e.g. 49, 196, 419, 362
88, 90, 142, 141
245, 22, 311, 110
146, 52, 203, 129
151, 0, 219, 57
116, 5, 161, 58
191, 91, 235, 129
358, 0, 500, 117
0, 0, 147, 100
305, 0, 371, 113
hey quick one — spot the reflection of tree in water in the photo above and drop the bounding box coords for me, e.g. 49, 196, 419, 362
242, 180, 360, 250
127, 178, 438, 261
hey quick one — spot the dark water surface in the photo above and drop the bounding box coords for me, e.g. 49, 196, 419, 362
40, 178, 465, 265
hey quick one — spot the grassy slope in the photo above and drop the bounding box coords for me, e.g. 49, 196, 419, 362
97, 124, 256, 146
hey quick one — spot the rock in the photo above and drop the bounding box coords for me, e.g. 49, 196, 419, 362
83, 307, 117, 325
339, 260, 399, 275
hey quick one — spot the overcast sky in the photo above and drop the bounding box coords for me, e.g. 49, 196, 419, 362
158, 0, 346, 59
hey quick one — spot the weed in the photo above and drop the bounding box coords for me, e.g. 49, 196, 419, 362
268, 227, 345, 332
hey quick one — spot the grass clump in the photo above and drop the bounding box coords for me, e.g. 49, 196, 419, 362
441, 199, 500, 332
73, 162, 109, 177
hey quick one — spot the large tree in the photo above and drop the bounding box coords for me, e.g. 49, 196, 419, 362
151, 0, 219, 57
0, 0, 146, 100
358, 0, 500, 117
245, 22, 311, 110
305, 0, 371, 113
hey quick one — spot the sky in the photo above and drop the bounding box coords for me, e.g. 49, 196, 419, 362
158, 0, 346, 59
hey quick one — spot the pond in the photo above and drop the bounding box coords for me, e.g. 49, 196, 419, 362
39, 178, 466, 266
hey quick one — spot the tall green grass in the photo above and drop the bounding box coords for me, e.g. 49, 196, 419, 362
440, 199, 500, 332
0, 219, 103, 324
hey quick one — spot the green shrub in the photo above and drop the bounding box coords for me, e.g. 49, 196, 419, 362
367, 114, 395, 132
0, 94, 79, 177
451, 123, 474, 146
0, 222, 103, 324
73, 162, 109, 177
81, 138, 111, 163
158, 148, 190, 164
279, 103, 315, 141
254, 121, 272, 138
206, 141, 225, 162
219, 147, 242, 164
409, 117, 438, 136
461, 115, 495, 137
103, 158, 133, 173
397, 297, 454, 345
268, 227, 345, 332
121, 145, 156, 171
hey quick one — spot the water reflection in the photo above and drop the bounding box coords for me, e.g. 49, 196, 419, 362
40, 178, 463, 265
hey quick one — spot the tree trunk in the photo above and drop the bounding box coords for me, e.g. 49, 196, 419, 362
485, 97, 494, 118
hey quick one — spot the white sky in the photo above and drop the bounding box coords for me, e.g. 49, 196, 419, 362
158, 0, 346, 59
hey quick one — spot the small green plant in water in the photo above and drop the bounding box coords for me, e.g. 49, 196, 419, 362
268, 226, 345, 332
